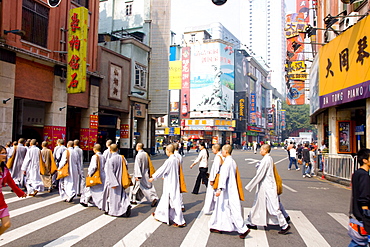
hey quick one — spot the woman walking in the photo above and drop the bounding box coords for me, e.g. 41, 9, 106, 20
190, 142, 209, 194
0, 145, 27, 236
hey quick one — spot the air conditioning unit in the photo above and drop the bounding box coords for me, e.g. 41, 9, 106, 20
324, 30, 336, 43
343, 12, 359, 30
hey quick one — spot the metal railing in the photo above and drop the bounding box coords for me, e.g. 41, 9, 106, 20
322, 153, 355, 181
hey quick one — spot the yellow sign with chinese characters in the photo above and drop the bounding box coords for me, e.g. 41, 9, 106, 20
67, 7, 88, 94
286, 61, 306, 74
319, 15, 370, 96
169, 61, 182, 90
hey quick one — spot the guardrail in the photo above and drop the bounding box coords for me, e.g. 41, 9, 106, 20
322, 153, 355, 181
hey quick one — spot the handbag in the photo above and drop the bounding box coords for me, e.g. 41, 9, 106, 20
212, 155, 224, 190
86, 154, 102, 187
273, 163, 283, 195
57, 150, 70, 180
121, 155, 133, 189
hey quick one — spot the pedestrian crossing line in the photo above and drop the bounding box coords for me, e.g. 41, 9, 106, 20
286, 210, 330, 247
282, 184, 297, 193
180, 210, 211, 247
275, 157, 288, 164
10, 196, 62, 217
328, 212, 348, 229
0, 204, 87, 246
113, 213, 162, 247
243, 208, 269, 247
45, 201, 143, 247
4, 193, 31, 204
2, 191, 12, 195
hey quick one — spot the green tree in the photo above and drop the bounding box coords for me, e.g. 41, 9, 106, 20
281, 102, 316, 140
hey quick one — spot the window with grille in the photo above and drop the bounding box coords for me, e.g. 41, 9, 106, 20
22, 0, 49, 47
126, 3, 132, 16
135, 64, 147, 88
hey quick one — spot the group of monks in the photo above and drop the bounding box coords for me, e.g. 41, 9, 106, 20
5, 138, 291, 239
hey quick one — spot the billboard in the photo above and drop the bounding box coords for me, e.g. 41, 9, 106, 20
287, 81, 305, 105
181, 47, 191, 119
189, 43, 234, 112
169, 61, 182, 90
234, 50, 249, 92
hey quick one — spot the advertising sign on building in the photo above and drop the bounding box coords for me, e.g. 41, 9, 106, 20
281, 110, 286, 130
181, 47, 191, 118
250, 93, 257, 125
287, 81, 305, 105
108, 63, 122, 100
190, 43, 234, 112
67, 7, 88, 94
169, 61, 182, 90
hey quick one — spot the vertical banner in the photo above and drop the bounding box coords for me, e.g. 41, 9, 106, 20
250, 93, 257, 125
120, 124, 129, 149
90, 115, 99, 129
43, 126, 66, 150
281, 110, 286, 130
169, 61, 182, 90
80, 128, 90, 150
43, 126, 53, 149
296, 0, 310, 23
181, 47, 191, 119
287, 81, 305, 105
67, 7, 88, 93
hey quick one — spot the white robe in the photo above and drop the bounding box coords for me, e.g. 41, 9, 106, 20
9, 143, 28, 187
21, 145, 44, 194
152, 154, 185, 225
203, 152, 223, 215
209, 155, 248, 234
58, 147, 79, 201
81, 152, 106, 209
174, 151, 184, 208
245, 153, 287, 227
133, 150, 158, 202
74, 146, 86, 195
103, 148, 112, 161
102, 152, 130, 216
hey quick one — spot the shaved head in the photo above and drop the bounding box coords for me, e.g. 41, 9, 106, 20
67, 141, 74, 147
166, 144, 174, 154
222, 144, 233, 155
110, 144, 118, 152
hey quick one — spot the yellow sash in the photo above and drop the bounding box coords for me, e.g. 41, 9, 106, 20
235, 166, 245, 201
273, 163, 283, 195
212, 155, 224, 190
146, 153, 156, 178
121, 155, 133, 189
179, 162, 187, 193
86, 154, 102, 187
39, 152, 47, 175
50, 150, 58, 174
56, 150, 70, 180
6, 146, 17, 169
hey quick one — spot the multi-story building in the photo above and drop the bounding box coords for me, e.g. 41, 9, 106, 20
0, 0, 101, 151
309, 0, 370, 154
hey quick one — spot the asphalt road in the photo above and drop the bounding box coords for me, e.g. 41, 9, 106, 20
2, 148, 351, 247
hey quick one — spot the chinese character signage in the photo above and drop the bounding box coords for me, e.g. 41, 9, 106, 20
281, 110, 286, 130
250, 93, 257, 124
181, 47, 191, 119
90, 115, 98, 129
319, 15, 370, 109
120, 124, 129, 139
285, 13, 308, 38
67, 7, 88, 94
109, 63, 122, 100
43, 126, 66, 150
169, 61, 182, 90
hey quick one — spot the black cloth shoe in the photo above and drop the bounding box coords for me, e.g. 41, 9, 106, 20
80, 202, 88, 207
210, 228, 222, 234
239, 229, 251, 239
278, 225, 291, 235
191, 192, 198, 195
151, 199, 158, 207
285, 216, 291, 223
67, 195, 75, 203
122, 205, 131, 218
247, 224, 257, 230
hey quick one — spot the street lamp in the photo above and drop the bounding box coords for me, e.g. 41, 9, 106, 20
4, 29, 25, 36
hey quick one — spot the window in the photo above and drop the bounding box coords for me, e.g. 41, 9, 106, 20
135, 64, 147, 88
22, 0, 49, 47
126, 3, 132, 16
73, 0, 89, 7
190, 34, 196, 43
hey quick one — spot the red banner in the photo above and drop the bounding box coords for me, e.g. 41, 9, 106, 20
296, 0, 309, 23
43, 126, 66, 150
120, 124, 129, 139
181, 47, 191, 119
80, 128, 98, 151
90, 115, 98, 129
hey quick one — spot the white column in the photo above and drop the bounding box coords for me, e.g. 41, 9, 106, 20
328, 107, 337, 154
0, 61, 15, 144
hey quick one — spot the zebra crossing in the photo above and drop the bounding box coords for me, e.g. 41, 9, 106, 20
1, 190, 349, 247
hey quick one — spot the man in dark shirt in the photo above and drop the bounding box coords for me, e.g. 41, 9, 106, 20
349, 148, 370, 246
302, 143, 311, 178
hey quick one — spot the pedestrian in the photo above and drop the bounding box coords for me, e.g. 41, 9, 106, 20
203, 144, 223, 215
253, 141, 258, 154
297, 143, 303, 165
348, 148, 370, 246
58, 141, 79, 202
53, 139, 67, 189
80, 144, 106, 209
286, 142, 293, 159
102, 140, 113, 161
309, 146, 317, 176
132, 143, 158, 207
302, 143, 311, 178
21, 139, 45, 196
40, 141, 57, 193
6, 138, 27, 188
149, 144, 186, 227
245, 144, 291, 235
74, 139, 86, 196
102, 144, 131, 217
209, 144, 250, 239
318, 140, 326, 171
173, 142, 187, 211
0, 145, 27, 236
156, 141, 160, 154
288, 145, 299, 171
187, 141, 191, 153
190, 142, 209, 194
179, 142, 184, 156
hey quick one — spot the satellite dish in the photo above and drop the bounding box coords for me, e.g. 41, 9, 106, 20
212, 0, 227, 6
48, 0, 62, 8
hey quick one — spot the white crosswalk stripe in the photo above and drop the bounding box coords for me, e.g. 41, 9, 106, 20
10, 196, 62, 217
287, 210, 331, 247
243, 208, 269, 246
328, 212, 348, 229
180, 210, 211, 247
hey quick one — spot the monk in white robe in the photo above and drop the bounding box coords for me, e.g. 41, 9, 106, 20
102, 144, 131, 217
21, 139, 44, 196
209, 144, 250, 239
102, 140, 112, 161
173, 143, 185, 211
58, 141, 79, 202
203, 144, 223, 215
245, 144, 291, 234
149, 144, 186, 227
132, 143, 158, 206
80, 144, 106, 209
7, 138, 28, 188
74, 140, 86, 196
53, 139, 67, 187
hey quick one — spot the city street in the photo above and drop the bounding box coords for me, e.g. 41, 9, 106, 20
1, 148, 350, 247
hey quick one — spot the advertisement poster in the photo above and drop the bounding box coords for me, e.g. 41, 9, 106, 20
80, 128, 90, 150
190, 43, 234, 112
287, 81, 305, 105
90, 115, 98, 129
338, 121, 351, 153
250, 93, 257, 125
181, 47, 191, 118
169, 61, 182, 90
43, 126, 66, 150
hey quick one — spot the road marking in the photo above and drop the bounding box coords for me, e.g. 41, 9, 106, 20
2, 191, 11, 195
282, 184, 297, 193
4, 194, 32, 204
243, 208, 269, 246
10, 196, 62, 217
113, 214, 162, 247
180, 210, 210, 247
0, 205, 87, 246
274, 157, 288, 164
328, 212, 348, 229
287, 210, 330, 247
245, 158, 260, 164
